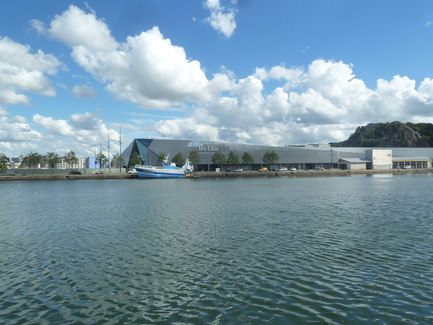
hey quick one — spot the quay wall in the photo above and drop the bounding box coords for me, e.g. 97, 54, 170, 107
192, 168, 433, 178
1, 168, 432, 181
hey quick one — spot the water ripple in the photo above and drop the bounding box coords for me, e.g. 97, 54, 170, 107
1, 177, 433, 323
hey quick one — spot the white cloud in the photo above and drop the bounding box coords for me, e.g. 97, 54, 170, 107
30, 19, 46, 34
72, 84, 96, 98
48, 6, 211, 109
49, 5, 117, 51
0, 113, 43, 146
204, 0, 237, 38
32, 114, 74, 136
8, 5, 433, 151
31, 112, 122, 156
70, 112, 103, 130
152, 59, 433, 145
0, 37, 61, 105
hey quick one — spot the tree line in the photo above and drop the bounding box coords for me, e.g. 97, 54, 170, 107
0, 151, 125, 169
127, 150, 280, 169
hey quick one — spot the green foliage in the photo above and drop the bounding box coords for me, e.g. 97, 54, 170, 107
242, 152, 254, 164
65, 151, 79, 167
171, 152, 186, 166
211, 152, 226, 166
129, 151, 141, 167
157, 152, 167, 163
188, 150, 201, 165
263, 150, 279, 165
96, 151, 107, 168
227, 151, 240, 165
112, 153, 125, 168
22, 152, 42, 168
331, 122, 433, 147
0, 153, 9, 169
45, 152, 60, 168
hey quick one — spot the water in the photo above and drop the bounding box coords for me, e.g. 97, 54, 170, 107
1, 175, 433, 324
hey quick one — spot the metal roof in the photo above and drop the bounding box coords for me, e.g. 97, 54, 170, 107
338, 158, 370, 164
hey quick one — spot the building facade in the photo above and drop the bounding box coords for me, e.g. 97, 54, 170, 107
55, 157, 86, 169
121, 138, 433, 171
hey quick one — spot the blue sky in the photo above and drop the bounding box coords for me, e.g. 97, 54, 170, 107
2, 0, 433, 158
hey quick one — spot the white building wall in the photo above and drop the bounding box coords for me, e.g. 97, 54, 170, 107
349, 163, 366, 170
366, 149, 392, 169
56, 158, 86, 169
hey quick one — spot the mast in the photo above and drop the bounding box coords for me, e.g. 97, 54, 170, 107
119, 123, 122, 172
108, 131, 110, 169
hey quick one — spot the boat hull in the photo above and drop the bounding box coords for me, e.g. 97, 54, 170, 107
135, 167, 185, 178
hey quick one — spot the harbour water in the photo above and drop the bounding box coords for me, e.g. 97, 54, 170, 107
1, 174, 433, 324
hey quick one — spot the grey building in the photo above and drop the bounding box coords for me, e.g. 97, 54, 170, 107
121, 138, 433, 171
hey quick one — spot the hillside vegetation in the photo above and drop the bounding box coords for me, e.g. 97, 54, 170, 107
331, 122, 433, 147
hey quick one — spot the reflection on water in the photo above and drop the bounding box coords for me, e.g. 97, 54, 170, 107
1, 176, 433, 324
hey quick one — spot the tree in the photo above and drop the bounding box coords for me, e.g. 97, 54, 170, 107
22, 152, 42, 168
112, 153, 125, 168
157, 152, 168, 163
227, 151, 240, 165
129, 151, 141, 167
45, 152, 60, 169
188, 150, 201, 171
242, 152, 255, 165
263, 150, 279, 166
65, 151, 79, 168
96, 151, 108, 168
0, 153, 9, 169
171, 152, 186, 166
188, 150, 201, 164
211, 152, 226, 167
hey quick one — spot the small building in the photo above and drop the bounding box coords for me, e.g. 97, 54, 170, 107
338, 158, 370, 170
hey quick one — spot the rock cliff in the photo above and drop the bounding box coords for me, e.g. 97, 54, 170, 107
331, 122, 433, 147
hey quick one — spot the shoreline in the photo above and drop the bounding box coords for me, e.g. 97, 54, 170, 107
1, 168, 432, 181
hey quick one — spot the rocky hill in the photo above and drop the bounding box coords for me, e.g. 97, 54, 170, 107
331, 122, 433, 147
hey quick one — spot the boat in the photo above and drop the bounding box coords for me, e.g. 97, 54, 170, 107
135, 156, 193, 179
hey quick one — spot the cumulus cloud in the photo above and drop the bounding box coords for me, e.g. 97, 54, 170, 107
13, 5, 433, 150
31, 112, 121, 156
47, 5, 212, 109
49, 5, 117, 51
0, 37, 61, 105
69, 112, 103, 130
204, 0, 237, 38
72, 84, 96, 98
152, 59, 433, 145
0, 113, 43, 151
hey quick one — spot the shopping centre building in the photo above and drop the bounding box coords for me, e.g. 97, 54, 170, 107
121, 138, 433, 171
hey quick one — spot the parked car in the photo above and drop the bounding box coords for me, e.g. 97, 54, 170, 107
128, 168, 137, 174
233, 168, 243, 172
278, 167, 288, 171
290, 167, 297, 171
315, 167, 325, 170
270, 167, 278, 171
258, 167, 268, 172
69, 170, 82, 175
94, 170, 104, 174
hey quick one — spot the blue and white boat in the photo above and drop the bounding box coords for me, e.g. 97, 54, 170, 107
135, 156, 192, 179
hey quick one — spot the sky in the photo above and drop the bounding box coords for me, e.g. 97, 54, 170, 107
2, 0, 433, 158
